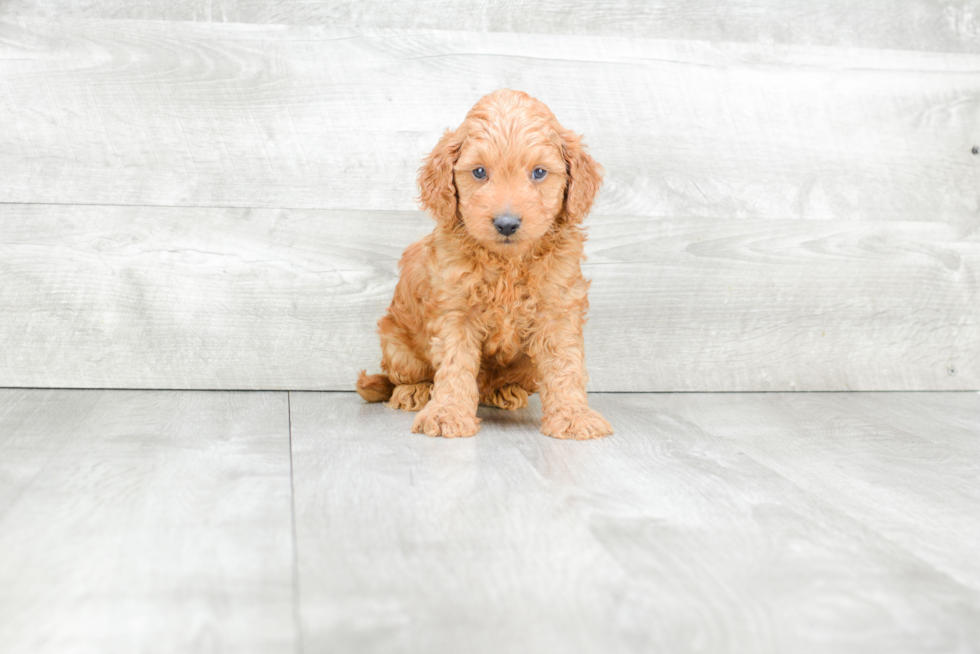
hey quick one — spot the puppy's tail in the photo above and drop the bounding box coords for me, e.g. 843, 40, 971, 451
356, 370, 395, 403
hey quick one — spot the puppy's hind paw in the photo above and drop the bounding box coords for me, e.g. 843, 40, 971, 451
386, 382, 433, 411
480, 384, 529, 410
412, 403, 481, 438
541, 407, 613, 440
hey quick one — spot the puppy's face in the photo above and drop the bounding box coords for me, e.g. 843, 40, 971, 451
453, 125, 567, 255
418, 90, 602, 257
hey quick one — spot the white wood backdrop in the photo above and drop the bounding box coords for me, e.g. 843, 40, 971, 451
3, 1, 980, 52
0, 8, 977, 391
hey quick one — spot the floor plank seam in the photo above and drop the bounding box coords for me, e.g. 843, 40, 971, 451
287, 391, 304, 654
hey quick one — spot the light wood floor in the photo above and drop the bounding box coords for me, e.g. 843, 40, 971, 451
1, 389, 978, 653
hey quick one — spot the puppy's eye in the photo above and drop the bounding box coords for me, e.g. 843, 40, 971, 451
472, 167, 487, 180
532, 167, 548, 181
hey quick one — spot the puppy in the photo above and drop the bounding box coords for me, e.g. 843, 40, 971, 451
356, 89, 612, 440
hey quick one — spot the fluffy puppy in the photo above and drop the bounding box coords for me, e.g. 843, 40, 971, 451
357, 89, 612, 440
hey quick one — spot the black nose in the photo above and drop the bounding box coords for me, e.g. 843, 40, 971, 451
493, 213, 521, 237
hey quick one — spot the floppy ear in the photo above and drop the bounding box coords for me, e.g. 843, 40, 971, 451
417, 128, 464, 226
560, 130, 603, 224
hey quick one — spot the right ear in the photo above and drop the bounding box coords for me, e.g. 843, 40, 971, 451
417, 128, 463, 226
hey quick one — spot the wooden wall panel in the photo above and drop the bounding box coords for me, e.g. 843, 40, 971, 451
2, 1, 979, 53
1, 16, 976, 391
2, 204, 975, 391
1, 18, 978, 229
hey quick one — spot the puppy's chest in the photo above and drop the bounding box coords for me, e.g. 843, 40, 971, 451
472, 274, 536, 359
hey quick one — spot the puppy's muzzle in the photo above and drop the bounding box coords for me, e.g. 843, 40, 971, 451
493, 213, 521, 237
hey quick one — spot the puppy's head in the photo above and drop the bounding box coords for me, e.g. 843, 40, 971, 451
418, 89, 602, 256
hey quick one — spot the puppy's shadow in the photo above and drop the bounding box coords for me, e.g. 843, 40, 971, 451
476, 394, 543, 433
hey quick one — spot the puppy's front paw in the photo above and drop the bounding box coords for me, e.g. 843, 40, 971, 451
541, 407, 613, 440
412, 403, 481, 438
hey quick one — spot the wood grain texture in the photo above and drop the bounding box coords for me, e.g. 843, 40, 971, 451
288, 391, 980, 653
2, 1, 979, 53
660, 392, 980, 591
1, 204, 976, 391
1, 17, 977, 392
1, 17, 978, 229
0, 389, 295, 654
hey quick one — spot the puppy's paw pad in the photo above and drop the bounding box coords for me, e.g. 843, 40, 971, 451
386, 382, 433, 411
541, 408, 613, 440
412, 404, 481, 438
480, 384, 530, 410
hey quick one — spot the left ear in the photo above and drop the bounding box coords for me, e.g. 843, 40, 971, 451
560, 130, 603, 224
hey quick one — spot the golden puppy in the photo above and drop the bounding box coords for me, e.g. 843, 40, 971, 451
356, 89, 612, 440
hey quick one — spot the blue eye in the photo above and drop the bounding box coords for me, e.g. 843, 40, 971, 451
472, 167, 487, 180
532, 167, 547, 180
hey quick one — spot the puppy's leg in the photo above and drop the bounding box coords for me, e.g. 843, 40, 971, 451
377, 314, 435, 411
412, 313, 482, 438
529, 314, 612, 440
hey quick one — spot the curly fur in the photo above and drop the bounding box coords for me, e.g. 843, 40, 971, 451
356, 89, 612, 440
